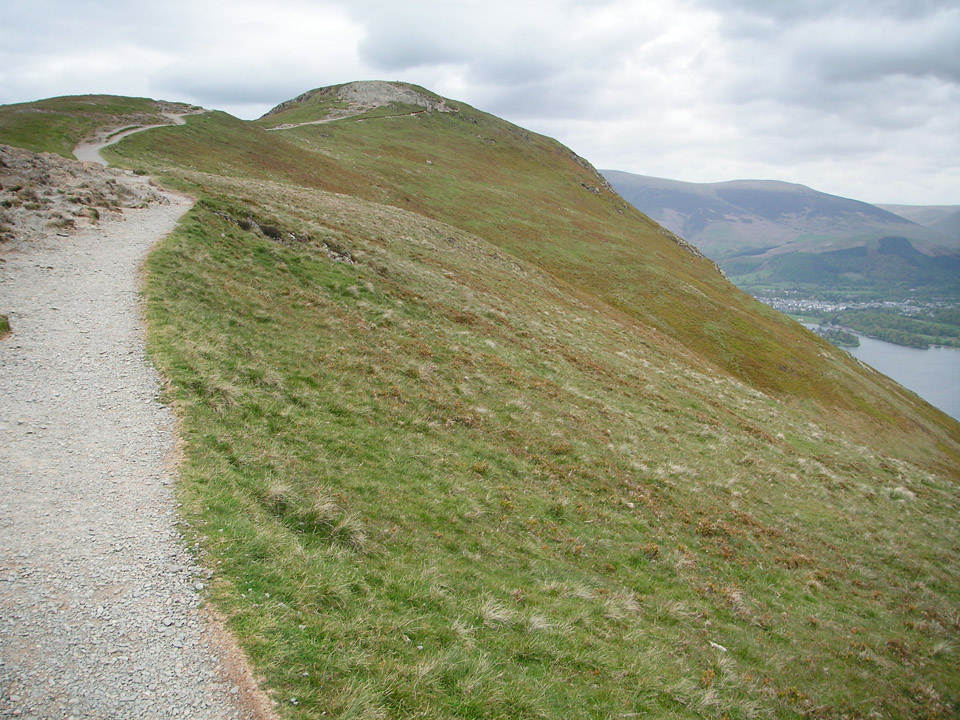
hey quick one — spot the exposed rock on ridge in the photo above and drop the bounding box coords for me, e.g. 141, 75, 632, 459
263, 80, 456, 123
337, 80, 455, 112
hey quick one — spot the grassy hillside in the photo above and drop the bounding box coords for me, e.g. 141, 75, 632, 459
879, 204, 960, 231
146, 186, 960, 719
930, 209, 960, 240
109, 97, 950, 413
4, 87, 960, 718
0, 95, 191, 159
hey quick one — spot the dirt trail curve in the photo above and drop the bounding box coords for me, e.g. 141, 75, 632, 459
0, 125, 273, 718
73, 111, 201, 165
265, 109, 429, 131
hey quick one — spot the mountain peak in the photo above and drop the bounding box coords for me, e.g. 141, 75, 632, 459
714, 178, 814, 193
261, 80, 456, 125
336, 80, 454, 112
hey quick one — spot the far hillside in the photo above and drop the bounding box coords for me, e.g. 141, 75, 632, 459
601, 171, 957, 258
879, 204, 960, 242
879, 203, 960, 232
0, 94, 196, 159
604, 170, 960, 346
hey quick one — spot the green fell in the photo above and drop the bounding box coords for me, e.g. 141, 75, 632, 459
114, 92, 936, 411
0, 95, 187, 158
4, 83, 960, 719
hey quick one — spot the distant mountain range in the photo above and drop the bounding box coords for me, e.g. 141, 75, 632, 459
878, 203, 960, 238
602, 170, 960, 300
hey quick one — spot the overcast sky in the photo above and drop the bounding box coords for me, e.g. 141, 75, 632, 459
2, 0, 958, 204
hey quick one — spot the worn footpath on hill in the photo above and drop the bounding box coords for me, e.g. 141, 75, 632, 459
0, 142, 271, 718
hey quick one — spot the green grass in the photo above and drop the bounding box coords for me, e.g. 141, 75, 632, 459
5, 85, 959, 718
0, 95, 179, 158
102, 111, 372, 193
113, 99, 950, 418
144, 188, 960, 718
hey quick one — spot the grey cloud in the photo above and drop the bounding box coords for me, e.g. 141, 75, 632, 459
695, 4, 960, 135
704, 0, 957, 25
358, 25, 464, 70
150, 75, 307, 108
707, 1, 960, 87
349, 1, 648, 85
805, 16, 960, 84
350, 1, 473, 70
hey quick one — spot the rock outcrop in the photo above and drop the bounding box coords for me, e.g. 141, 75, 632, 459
0, 144, 163, 246
263, 80, 457, 123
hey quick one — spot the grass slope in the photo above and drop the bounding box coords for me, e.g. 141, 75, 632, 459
4, 86, 959, 718
0, 95, 188, 159
112, 100, 954, 421
147, 186, 960, 719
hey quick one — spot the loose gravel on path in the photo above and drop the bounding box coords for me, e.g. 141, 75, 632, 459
0, 172, 268, 719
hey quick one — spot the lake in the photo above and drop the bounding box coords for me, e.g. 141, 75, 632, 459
801, 324, 960, 421
843, 334, 960, 421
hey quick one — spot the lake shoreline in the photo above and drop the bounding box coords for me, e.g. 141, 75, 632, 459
803, 324, 960, 421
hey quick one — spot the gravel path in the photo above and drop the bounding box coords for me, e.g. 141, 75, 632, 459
0, 174, 269, 719
73, 111, 201, 166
